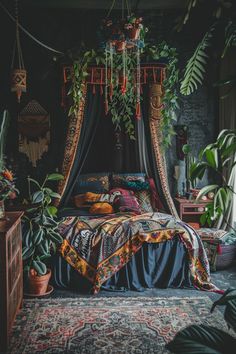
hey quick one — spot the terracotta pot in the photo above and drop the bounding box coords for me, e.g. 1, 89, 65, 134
116, 41, 126, 51
128, 28, 140, 40
28, 269, 51, 295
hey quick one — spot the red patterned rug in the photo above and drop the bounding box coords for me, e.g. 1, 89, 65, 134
8, 296, 225, 354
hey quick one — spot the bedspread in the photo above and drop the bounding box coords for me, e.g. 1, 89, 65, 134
59, 212, 221, 294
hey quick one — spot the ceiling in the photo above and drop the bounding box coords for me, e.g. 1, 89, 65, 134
22, 0, 187, 10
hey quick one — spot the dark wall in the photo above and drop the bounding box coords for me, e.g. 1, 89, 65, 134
0, 2, 218, 197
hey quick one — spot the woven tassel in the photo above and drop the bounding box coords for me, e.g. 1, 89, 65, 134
217, 244, 222, 254
136, 101, 141, 119
105, 99, 109, 115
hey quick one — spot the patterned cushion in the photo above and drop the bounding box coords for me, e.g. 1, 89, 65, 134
197, 228, 228, 242
113, 195, 141, 214
89, 202, 114, 214
111, 173, 146, 187
134, 190, 154, 213
74, 173, 110, 194
120, 180, 150, 191
109, 188, 134, 197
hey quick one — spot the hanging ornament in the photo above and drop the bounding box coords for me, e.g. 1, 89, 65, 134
135, 46, 141, 119
11, 0, 27, 103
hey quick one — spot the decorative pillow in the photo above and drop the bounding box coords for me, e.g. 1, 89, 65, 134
73, 173, 110, 194
120, 180, 150, 191
84, 192, 116, 204
111, 173, 146, 187
134, 190, 154, 213
89, 202, 114, 214
113, 195, 141, 214
109, 187, 134, 197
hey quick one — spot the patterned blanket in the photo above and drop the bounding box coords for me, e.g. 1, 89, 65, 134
59, 212, 221, 294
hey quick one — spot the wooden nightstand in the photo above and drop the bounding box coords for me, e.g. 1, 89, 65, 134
0, 212, 24, 352
174, 197, 209, 229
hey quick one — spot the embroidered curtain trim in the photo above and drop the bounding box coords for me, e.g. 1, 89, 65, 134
149, 83, 178, 218
58, 83, 87, 198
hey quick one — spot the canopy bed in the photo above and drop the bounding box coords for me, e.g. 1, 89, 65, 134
52, 67, 220, 295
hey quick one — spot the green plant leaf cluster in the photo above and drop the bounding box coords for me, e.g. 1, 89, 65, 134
22, 173, 64, 276
189, 129, 236, 228
68, 41, 179, 147
178, 0, 236, 95
166, 288, 236, 353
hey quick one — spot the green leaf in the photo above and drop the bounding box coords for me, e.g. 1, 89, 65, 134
166, 324, 235, 354
33, 228, 44, 246
205, 149, 218, 169
46, 206, 58, 217
190, 162, 207, 181
47, 230, 63, 244
196, 185, 218, 201
49, 192, 61, 199
32, 260, 47, 276
32, 191, 44, 203
47, 173, 64, 181
27, 177, 41, 189
22, 245, 35, 260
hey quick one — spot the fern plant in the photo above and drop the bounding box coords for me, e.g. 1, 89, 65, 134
178, 0, 236, 96
180, 26, 215, 95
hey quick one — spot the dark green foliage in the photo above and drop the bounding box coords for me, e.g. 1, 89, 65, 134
22, 173, 64, 276
166, 288, 236, 353
189, 129, 236, 229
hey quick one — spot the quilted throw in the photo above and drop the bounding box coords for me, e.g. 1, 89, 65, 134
59, 212, 221, 294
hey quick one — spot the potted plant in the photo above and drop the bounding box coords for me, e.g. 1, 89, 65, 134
166, 288, 236, 353
22, 172, 64, 296
190, 129, 236, 230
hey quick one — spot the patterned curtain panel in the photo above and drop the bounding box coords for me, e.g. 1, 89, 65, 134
58, 84, 87, 201
149, 83, 178, 218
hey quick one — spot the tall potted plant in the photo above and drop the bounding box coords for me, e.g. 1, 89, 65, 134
22, 172, 64, 295
190, 129, 236, 229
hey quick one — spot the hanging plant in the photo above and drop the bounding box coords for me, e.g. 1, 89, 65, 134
67, 40, 179, 147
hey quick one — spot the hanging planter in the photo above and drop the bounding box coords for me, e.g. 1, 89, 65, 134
128, 27, 141, 40
116, 40, 126, 52
11, 68, 27, 103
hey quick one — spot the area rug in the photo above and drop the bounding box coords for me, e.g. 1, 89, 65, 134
8, 296, 226, 354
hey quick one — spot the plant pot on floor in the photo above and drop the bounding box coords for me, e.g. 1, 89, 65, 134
28, 268, 51, 295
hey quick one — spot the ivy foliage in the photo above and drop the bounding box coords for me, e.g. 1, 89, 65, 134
68, 41, 179, 147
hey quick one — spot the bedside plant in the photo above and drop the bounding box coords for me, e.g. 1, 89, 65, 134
166, 288, 236, 353
22, 173, 64, 295
190, 129, 236, 229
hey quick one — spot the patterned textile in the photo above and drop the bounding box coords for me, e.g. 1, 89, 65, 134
109, 187, 134, 196
149, 83, 178, 217
113, 195, 141, 214
73, 172, 110, 194
134, 190, 154, 213
120, 179, 150, 191
197, 228, 228, 242
59, 212, 221, 294
111, 172, 146, 187
58, 84, 87, 198
8, 297, 226, 354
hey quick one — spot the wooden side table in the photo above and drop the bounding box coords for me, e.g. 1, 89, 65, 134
0, 212, 24, 352
174, 197, 209, 229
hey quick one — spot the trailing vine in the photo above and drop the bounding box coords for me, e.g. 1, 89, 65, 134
68, 41, 179, 147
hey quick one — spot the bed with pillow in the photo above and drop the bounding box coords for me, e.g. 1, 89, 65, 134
52, 172, 220, 294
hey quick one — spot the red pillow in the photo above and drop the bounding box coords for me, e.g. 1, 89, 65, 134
113, 195, 141, 214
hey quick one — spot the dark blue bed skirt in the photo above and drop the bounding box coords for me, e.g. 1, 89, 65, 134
52, 236, 193, 293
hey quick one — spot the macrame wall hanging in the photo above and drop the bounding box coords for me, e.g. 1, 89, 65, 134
11, 0, 27, 103
18, 100, 50, 167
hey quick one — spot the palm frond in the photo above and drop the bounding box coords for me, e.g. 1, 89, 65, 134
180, 26, 215, 96
222, 20, 236, 58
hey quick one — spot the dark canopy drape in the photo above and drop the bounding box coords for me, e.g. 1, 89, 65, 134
59, 83, 178, 217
